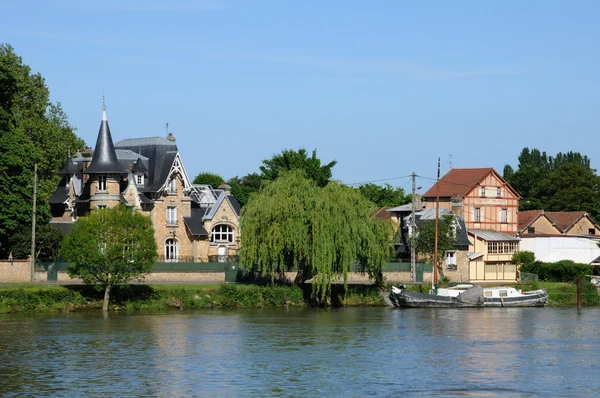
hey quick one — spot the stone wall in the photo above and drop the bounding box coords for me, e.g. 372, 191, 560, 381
0, 260, 32, 283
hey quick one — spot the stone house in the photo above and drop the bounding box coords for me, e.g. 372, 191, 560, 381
421, 168, 521, 283
49, 105, 241, 262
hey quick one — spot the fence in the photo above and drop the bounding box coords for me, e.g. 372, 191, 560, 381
24, 261, 431, 284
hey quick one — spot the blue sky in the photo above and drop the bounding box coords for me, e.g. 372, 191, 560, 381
2, 0, 599, 191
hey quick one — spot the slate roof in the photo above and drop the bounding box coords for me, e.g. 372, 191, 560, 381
58, 159, 83, 176
49, 184, 69, 204
114, 137, 178, 192
85, 116, 125, 174
228, 195, 241, 217
183, 205, 209, 237
423, 168, 520, 199
50, 221, 74, 235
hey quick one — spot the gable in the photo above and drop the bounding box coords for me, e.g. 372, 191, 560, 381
423, 168, 520, 199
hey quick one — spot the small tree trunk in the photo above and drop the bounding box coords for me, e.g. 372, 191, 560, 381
103, 285, 111, 312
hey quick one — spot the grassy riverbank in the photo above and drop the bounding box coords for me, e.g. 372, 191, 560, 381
0, 283, 385, 313
0, 281, 597, 313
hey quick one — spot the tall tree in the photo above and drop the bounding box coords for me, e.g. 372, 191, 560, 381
240, 170, 393, 303
7, 224, 64, 260
0, 43, 83, 256
61, 205, 157, 311
192, 172, 225, 188
532, 162, 600, 219
260, 148, 337, 187
229, 172, 262, 207
358, 183, 410, 207
504, 147, 599, 214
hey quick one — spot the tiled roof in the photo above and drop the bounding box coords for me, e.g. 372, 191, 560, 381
423, 168, 495, 198
518, 210, 544, 231
545, 212, 586, 232
373, 206, 393, 221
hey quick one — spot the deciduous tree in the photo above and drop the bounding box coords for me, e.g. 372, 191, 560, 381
7, 224, 64, 260
240, 170, 393, 303
0, 43, 83, 256
358, 183, 410, 207
260, 148, 336, 187
61, 206, 157, 311
192, 172, 225, 188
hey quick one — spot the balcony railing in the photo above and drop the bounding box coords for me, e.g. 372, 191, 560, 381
208, 255, 240, 263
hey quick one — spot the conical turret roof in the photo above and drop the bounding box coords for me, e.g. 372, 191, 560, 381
85, 103, 124, 174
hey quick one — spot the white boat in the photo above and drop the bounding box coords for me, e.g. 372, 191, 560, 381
389, 284, 548, 308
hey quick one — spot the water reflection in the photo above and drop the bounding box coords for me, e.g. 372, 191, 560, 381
1, 308, 600, 397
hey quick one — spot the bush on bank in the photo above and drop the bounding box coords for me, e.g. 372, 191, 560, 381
520, 260, 592, 283
0, 283, 387, 313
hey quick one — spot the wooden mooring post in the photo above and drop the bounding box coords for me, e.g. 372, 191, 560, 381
180, 298, 184, 312
66, 300, 70, 314
577, 276, 582, 314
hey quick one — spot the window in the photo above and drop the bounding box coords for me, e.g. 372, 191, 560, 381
528, 227, 535, 234
590, 228, 596, 235
496, 187, 502, 197
98, 175, 107, 191
500, 208, 507, 223
474, 207, 481, 222
446, 251, 457, 270
165, 238, 178, 262
166, 206, 177, 225
211, 224, 234, 243
168, 178, 177, 194
487, 241, 519, 254
136, 175, 144, 185
480, 187, 486, 197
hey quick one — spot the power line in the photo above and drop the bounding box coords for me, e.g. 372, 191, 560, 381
345, 175, 412, 186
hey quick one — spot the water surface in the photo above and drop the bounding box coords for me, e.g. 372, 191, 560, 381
1, 307, 598, 397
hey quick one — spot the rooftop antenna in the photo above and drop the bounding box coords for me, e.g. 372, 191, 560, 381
446, 154, 452, 170
166, 122, 169, 135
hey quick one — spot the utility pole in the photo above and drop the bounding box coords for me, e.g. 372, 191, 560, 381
410, 172, 416, 282
31, 163, 37, 283
433, 158, 440, 293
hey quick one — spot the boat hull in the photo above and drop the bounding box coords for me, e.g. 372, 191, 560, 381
389, 288, 548, 308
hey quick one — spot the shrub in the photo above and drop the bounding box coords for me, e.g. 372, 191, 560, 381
521, 260, 592, 282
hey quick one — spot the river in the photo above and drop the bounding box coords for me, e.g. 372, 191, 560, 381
1, 307, 598, 397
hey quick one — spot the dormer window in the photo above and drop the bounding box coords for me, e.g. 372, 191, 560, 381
136, 175, 144, 185
98, 175, 107, 191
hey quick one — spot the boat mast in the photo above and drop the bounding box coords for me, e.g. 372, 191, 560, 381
433, 158, 440, 293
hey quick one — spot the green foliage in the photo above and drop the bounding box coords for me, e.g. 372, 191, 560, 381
413, 214, 456, 275
358, 183, 410, 207
7, 224, 64, 260
503, 147, 600, 219
512, 250, 535, 266
229, 172, 262, 207
520, 260, 592, 282
0, 44, 83, 256
260, 148, 337, 187
192, 172, 225, 188
60, 205, 157, 305
240, 170, 393, 303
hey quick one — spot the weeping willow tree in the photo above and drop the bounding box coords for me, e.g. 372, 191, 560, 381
240, 170, 393, 302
